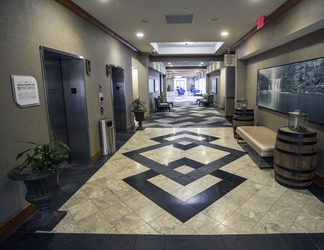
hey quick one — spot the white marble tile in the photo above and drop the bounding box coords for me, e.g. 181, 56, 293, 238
170, 187, 198, 202
68, 199, 101, 221
148, 213, 183, 234
185, 213, 220, 234
102, 201, 133, 221
135, 202, 166, 222
111, 212, 147, 234
209, 224, 237, 235
222, 211, 257, 233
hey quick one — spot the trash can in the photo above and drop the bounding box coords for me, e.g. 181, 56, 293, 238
99, 119, 116, 155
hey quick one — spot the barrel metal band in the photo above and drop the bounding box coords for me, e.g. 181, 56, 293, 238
275, 171, 313, 183
275, 176, 312, 189
274, 162, 317, 174
275, 147, 318, 157
276, 137, 317, 146
278, 129, 317, 138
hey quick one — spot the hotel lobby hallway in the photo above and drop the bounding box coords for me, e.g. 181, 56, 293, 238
1, 93, 324, 249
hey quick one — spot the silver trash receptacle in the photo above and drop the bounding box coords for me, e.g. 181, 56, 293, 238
100, 119, 116, 155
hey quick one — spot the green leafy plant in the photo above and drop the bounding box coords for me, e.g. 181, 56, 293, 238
158, 92, 166, 102
203, 93, 209, 99
131, 96, 147, 112
16, 142, 70, 175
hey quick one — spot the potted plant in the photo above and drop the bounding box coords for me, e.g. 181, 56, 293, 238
131, 97, 147, 130
158, 92, 166, 102
8, 141, 70, 231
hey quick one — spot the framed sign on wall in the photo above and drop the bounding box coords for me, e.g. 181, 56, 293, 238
11, 75, 40, 108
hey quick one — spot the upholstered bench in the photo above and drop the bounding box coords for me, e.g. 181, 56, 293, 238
236, 126, 277, 167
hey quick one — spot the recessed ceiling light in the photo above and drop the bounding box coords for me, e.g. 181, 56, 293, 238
182, 7, 188, 11
137, 33, 144, 37
221, 32, 229, 36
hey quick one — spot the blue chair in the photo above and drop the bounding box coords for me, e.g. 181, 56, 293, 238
177, 88, 185, 95
190, 87, 202, 96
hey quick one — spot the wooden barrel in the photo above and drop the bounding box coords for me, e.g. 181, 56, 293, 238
274, 127, 317, 189
233, 108, 254, 136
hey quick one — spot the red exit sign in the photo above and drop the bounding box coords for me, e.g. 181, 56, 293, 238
257, 16, 265, 30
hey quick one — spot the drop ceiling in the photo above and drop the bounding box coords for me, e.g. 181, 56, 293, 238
70, 0, 287, 77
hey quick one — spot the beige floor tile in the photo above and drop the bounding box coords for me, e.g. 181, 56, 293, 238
171, 224, 197, 235
52, 215, 81, 233
236, 197, 271, 223
175, 165, 195, 174
269, 199, 303, 221
222, 211, 257, 233
209, 224, 237, 235
203, 202, 234, 223
75, 211, 111, 233
102, 202, 133, 221
68, 199, 101, 221
122, 194, 152, 211
256, 210, 295, 233
185, 213, 220, 234
279, 189, 313, 207
133, 224, 159, 234
113, 185, 141, 201
185, 176, 220, 193
171, 187, 198, 202
92, 223, 118, 234
148, 213, 183, 234
111, 212, 147, 234
81, 180, 112, 199
135, 202, 166, 222
91, 193, 121, 210
65, 190, 90, 208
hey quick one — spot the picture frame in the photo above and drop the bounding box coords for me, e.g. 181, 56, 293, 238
148, 78, 154, 93
154, 79, 159, 92
256, 57, 324, 125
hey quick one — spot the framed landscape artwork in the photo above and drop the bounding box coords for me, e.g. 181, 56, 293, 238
257, 57, 324, 125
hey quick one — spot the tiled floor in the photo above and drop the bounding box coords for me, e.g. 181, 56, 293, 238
50, 127, 324, 236
2, 93, 324, 249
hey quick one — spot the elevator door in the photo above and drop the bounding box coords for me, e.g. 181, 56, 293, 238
42, 48, 91, 163
111, 65, 127, 132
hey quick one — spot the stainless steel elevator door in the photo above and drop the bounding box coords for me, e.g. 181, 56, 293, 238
111, 66, 127, 132
42, 48, 91, 163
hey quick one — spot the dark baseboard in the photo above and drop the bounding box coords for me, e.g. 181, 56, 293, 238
314, 172, 324, 188
0, 203, 37, 242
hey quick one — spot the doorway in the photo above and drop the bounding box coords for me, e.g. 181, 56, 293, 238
40, 47, 91, 163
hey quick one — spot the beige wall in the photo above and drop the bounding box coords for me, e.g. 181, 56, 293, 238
236, 0, 324, 176
0, 0, 139, 224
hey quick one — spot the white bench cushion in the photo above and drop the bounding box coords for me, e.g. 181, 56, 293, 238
236, 126, 276, 157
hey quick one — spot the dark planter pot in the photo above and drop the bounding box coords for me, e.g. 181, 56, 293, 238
8, 167, 67, 231
134, 111, 145, 130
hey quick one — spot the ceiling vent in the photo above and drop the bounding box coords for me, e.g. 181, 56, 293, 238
165, 15, 193, 24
